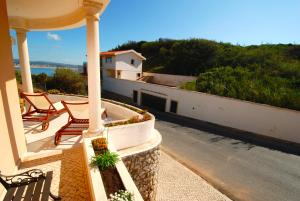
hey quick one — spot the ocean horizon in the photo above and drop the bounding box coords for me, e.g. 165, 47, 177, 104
15, 66, 80, 76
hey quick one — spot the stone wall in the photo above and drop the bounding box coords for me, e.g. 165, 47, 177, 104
122, 146, 160, 201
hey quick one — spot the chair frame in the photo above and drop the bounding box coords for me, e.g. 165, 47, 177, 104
54, 101, 107, 145
21, 92, 66, 131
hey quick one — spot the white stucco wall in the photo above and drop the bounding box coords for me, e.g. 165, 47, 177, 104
101, 56, 116, 69
101, 52, 143, 81
115, 52, 142, 72
103, 77, 300, 144
120, 71, 140, 80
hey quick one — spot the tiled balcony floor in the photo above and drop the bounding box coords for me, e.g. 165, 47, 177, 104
23, 112, 113, 156
24, 113, 83, 155
19, 146, 91, 201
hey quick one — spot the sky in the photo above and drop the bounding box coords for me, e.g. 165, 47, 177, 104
11, 0, 300, 65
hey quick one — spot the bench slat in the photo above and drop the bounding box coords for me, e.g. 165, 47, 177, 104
24, 182, 36, 201
41, 171, 53, 201
32, 176, 45, 201
13, 185, 27, 201
3, 187, 16, 201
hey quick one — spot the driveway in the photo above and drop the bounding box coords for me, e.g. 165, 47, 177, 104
154, 111, 300, 201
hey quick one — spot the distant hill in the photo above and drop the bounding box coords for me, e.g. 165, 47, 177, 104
13, 59, 82, 68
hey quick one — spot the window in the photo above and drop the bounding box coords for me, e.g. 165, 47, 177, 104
133, 90, 138, 103
131, 59, 135, 65
170, 100, 178, 113
137, 73, 141, 78
105, 57, 112, 63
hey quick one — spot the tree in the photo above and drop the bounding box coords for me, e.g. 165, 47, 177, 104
47, 68, 86, 94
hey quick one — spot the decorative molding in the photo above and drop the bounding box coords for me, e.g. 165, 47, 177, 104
8, 0, 109, 31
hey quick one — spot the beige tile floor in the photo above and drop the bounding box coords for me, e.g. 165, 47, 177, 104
19, 146, 91, 201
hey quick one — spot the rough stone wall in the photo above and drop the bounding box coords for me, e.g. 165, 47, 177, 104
122, 146, 160, 201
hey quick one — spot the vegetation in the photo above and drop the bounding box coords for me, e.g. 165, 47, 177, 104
47, 89, 61, 94
16, 68, 87, 95
15, 70, 22, 83
103, 99, 152, 127
183, 67, 300, 110
91, 150, 120, 171
47, 68, 87, 94
108, 190, 134, 201
114, 38, 300, 110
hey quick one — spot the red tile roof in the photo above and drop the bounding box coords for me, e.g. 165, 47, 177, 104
100, 49, 146, 60
100, 50, 127, 57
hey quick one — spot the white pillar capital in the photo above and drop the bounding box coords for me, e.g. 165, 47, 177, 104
83, 0, 103, 18
15, 28, 29, 35
86, 14, 100, 22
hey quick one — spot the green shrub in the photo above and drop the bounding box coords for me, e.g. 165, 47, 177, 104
193, 66, 300, 110
33, 88, 44, 93
180, 80, 197, 91
47, 89, 61, 94
15, 70, 22, 84
47, 68, 87, 95
91, 150, 119, 170
32, 73, 48, 90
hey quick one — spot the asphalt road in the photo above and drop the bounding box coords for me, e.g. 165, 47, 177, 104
102, 91, 300, 201
154, 112, 300, 201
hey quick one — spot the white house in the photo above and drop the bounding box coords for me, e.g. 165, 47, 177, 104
100, 49, 146, 80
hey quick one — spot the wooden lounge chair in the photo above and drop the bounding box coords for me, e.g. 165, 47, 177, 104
54, 101, 107, 145
20, 92, 66, 131
0, 169, 61, 201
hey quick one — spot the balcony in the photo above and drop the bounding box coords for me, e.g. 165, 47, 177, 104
18, 94, 161, 201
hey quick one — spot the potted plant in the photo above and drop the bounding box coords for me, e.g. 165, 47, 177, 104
90, 138, 134, 200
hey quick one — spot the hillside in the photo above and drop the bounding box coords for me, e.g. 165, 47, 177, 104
113, 39, 300, 110
112, 38, 300, 75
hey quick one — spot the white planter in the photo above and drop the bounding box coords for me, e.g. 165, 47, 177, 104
83, 137, 144, 201
106, 114, 155, 150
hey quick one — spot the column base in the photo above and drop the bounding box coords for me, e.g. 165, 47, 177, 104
83, 127, 105, 138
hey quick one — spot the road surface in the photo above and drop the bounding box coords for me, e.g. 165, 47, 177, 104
154, 112, 300, 201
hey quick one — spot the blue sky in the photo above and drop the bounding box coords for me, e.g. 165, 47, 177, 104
11, 0, 300, 65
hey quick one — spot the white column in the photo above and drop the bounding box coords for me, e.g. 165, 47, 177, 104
15, 29, 33, 93
86, 14, 103, 136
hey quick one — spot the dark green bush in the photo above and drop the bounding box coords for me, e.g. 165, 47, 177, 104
47, 89, 61, 94
46, 68, 87, 95
193, 67, 300, 110
15, 70, 22, 83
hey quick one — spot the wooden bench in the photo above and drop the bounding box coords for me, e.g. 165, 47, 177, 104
0, 169, 61, 201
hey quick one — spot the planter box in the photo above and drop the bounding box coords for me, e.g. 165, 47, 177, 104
107, 114, 155, 150
83, 137, 144, 201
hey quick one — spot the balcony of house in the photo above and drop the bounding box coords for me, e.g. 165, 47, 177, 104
18, 93, 161, 201
1, 1, 161, 200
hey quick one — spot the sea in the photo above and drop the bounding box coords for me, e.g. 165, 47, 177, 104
15, 66, 80, 76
